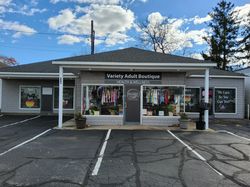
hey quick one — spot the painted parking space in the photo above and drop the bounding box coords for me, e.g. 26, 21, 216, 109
0, 116, 72, 154
0, 130, 106, 187
0, 115, 38, 127
174, 131, 250, 187
86, 130, 236, 187
0, 129, 248, 187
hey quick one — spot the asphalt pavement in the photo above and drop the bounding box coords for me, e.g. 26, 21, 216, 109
0, 116, 249, 187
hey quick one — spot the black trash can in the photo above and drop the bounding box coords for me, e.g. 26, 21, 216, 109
196, 102, 209, 130
196, 121, 205, 130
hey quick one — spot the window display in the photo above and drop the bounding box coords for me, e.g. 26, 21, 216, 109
185, 88, 200, 112
215, 88, 236, 113
54, 87, 74, 109
82, 85, 123, 115
20, 86, 41, 109
143, 86, 184, 116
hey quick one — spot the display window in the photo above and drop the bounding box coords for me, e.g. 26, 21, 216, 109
82, 85, 123, 116
20, 86, 41, 109
215, 88, 236, 113
142, 86, 184, 116
54, 87, 74, 109
185, 88, 200, 112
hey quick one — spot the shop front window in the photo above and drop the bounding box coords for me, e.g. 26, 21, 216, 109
20, 86, 41, 109
54, 87, 74, 109
185, 88, 200, 112
142, 86, 184, 116
215, 88, 236, 113
82, 85, 123, 115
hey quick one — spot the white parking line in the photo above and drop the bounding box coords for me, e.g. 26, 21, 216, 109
167, 130, 224, 177
217, 130, 250, 141
0, 114, 3, 117
92, 129, 112, 176
0, 115, 40, 129
0, 128, 52, 156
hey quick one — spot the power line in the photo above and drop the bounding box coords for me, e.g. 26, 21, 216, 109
0, 28, 88, 37
0, 44, 79, 53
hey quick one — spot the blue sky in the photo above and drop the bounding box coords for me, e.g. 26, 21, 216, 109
0, 0, 249, 65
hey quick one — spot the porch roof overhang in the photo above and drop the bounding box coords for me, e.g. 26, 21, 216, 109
0, 72, 77, 79
52, 61, 216, 71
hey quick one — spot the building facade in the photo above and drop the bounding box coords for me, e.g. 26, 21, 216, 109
0, 48, 245, 127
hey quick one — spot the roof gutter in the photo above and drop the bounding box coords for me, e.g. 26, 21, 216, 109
53, 61, 216, 68
0, 72, 77, 79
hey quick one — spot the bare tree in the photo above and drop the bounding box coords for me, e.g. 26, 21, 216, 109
137, 18, 183, 54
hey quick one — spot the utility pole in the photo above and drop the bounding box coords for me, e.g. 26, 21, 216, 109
91, 20, 95, 55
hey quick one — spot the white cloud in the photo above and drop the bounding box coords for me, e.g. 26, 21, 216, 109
0, 0, 12, 6
7, 5, 47, 16
190, 53, 203, 60
192, 15, 211, 25
58, 34, 82, 44
234, 3, 250, 26
48, 4, 135, 45
141, 12, 208, 53
0, 19, 37, 38
105, 32, 134, 46
48, 9, 75, 30
186, 29, 207, 45
147, 12, 165, 24
50, 0, 120, 4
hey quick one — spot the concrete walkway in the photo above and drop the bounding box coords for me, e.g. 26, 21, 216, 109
58, 118, 214, 132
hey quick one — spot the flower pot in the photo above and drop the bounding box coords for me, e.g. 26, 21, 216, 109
75, 118, 87, 129
179, 119, 190, 129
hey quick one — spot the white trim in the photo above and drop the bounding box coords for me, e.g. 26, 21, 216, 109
53, 86, 75, 110
140, 85, 143, 125
214, 87, 237, 115
81, 84, 124, 118
190, 75, 245, 79
0, 72, 76, 79
19, 85, 41, 110
53, 61, 216, 68
58, 66, 64, 128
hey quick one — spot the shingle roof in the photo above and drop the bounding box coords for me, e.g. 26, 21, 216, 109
0, 47, 243, 77
189, 68, 245, 77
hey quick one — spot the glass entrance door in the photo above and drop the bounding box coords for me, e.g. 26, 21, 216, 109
125, 85, 141, 123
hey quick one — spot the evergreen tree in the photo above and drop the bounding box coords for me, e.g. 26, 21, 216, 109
202, 0, 239, 70
237, 12, 250, 65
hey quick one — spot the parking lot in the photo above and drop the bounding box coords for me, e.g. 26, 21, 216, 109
0, 115, 249, 187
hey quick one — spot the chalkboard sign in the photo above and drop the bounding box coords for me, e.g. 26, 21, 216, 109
215, 88, 236, 113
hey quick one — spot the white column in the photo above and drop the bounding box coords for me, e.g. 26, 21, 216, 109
58, 66, 64, 128
204, 68, 209, 129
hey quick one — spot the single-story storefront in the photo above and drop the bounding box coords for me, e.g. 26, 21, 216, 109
235, 66, 250, 118
0, 48, 245, 128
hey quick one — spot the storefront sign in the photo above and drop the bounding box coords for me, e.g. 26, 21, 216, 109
105, 72, 161, 80
105, 72, 162, 84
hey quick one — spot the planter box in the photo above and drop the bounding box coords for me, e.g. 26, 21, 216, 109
75, 118, 87, 129
179, 119, 190, 129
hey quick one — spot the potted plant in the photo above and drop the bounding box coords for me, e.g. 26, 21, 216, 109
75, 112, 87, 129
167, 104, 174, 116
179, 113, 190, 129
